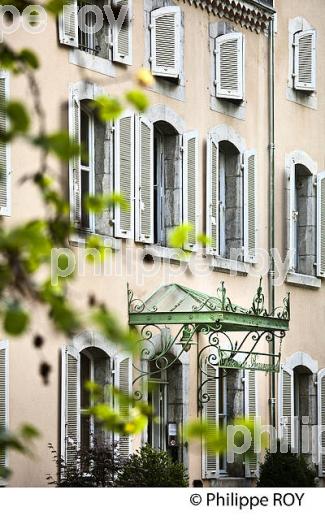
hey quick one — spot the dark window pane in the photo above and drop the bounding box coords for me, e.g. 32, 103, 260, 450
81, 168, 90, 229
80, 109, 89, 167
80, 353, 91, 409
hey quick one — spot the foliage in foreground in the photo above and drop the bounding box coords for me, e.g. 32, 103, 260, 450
115, 445, 188, 488
257, 444, 317, 487
48, 442, 188, 488
48, 441, 121, 487
0, 424, 39, 479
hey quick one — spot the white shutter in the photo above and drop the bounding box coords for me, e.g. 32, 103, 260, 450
115, 354, 132, 460
286, 158, 297, 271
58, 0, 78, 47
317, 368, 325, 477
244, 370, 258, 478
206, 134, 219, 255
183, 131, 199, 251
0, 72, 10, 217
317, 171, 325, 277
293, 30, 316, 92
243, 150, 257, 263
114, 112, 135, 239
135, 115, 154, 244
202, 359, 218, 479
0, 341, 9, 476
112, 0, 132, 65
150, 6, 181, 79
215, 33, 244, 100
61, 345, 80, 467
68, 88, 81, 226
278, 367, 294, 448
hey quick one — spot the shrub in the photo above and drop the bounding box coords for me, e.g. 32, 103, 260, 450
47, 440, 121, 487
115, 445, 189, 487
257, 444, 317, 487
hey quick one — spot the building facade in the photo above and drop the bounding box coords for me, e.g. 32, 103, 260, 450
1, 0, 325, 487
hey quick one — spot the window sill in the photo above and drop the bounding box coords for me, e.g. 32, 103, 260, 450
210, 95, 246, 121
69, 49, 116, 77
286, 87, 317, 110
143, 244, 190, 264
209, 256, 249, 276
69, 232, 121, 252
286, 272, 321, 289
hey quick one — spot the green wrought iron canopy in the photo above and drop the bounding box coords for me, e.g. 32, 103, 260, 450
128, 280, 290, 333
128, 280, 290, 406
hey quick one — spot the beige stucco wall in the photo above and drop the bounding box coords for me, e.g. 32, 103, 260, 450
4, 0, 325, 486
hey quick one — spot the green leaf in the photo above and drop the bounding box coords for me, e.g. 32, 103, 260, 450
85, 193, 129, 214
85, 235, 109, 263
4, 304, 30, 336
45, 0, 67, 15
168, 223, 193, 249
19, 49, 39, 69
34, 132, 80, 160
125, 90, 149, 112
93, 96, 123, 122
20, 424, 40, 440
5, 101, 30, 136
197, 233, 212, 247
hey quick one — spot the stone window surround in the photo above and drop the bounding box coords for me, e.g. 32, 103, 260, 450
143, 104, 186, 261
285, 150, 320, 289
207, 124, 251, 275
287, 17, 317, 110
69, 48, 117, 77
282, 352, 318, 375
68, 0, 134, 77
281, 352, 318, 443
140, 330, 190, 469
209, 21, 246, 121
69, 81, 118, 248
143, 0, 185, 102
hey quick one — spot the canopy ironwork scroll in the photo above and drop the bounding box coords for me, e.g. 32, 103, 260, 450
128, 279, 290, 408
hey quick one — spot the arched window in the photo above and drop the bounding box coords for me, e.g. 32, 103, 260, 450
218, 140, 242, 258
286, 152, 317, 277
61, 333, 132, 467
80, 347, 112, 449
153, 121, 182, 246
206, 126, 257, 262
293, 164, 316, 274
147, 353, 183, 462
69, 83, 109, 234
201, 354, 258, 480
279, 352, 318, 459
141, 329, 189, 464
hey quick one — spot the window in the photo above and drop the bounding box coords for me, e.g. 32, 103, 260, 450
318, 368, 325, 477
80, 103, 94, 230
287, 161, 316, 276
0, 341, 8, 481
0, 71, 10, 217
61, 341, 132, 467
153, 121, 181, 246
114, 111, 199, 249
206, 131, 257, 262
317, 171, 325, 277
80, 347, 111, 449
293, 30, 316, 93
202, 360, 258, 479
287, 18, 317, 109
59, 0, 132, 66
147, 354, 184, 463
150, 6, 181, 80
215, 33, 244, 101
69, 84, 110, 235
279, 354, 318, 460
